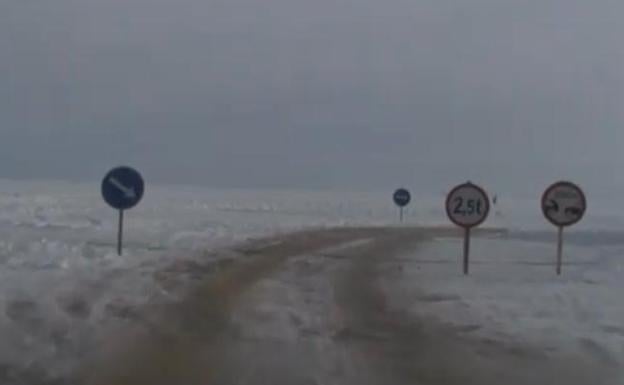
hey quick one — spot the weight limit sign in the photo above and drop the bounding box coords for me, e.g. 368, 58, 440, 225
446, 182, 490, 275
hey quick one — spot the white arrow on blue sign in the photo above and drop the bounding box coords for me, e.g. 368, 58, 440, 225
102, 166, 145, 210
101, 166, 145, 256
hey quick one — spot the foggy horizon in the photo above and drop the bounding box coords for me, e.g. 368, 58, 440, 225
2, 0, 623, 193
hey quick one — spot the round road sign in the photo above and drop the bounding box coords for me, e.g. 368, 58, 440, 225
393, 188, 411, 207
446, 182, 490, 228
101, 166, 145, 210
541, 181, 586, 227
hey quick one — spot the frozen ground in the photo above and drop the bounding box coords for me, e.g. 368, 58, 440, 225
0, 180, 434, 383
87, 228, 623, 384
0, 179, 622, 383
383, 236, 624, 380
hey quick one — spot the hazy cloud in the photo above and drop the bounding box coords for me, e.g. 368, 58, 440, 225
1, 0, 623, 192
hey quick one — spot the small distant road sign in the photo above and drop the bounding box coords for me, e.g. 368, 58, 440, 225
393, 188, 411, 223
101, 166, 145, 256
541, 181, 586, 275
393, 188, 411, 207
446, 182, 490, 275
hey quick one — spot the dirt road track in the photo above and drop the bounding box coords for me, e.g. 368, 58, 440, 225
82, 227, 402, 384
80, 226, 616, 385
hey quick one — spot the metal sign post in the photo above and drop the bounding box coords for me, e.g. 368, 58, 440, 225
102, 166, 145, 256
556, 226, 563, 275
446, 182, 490, 275
393, 188, 411, 223
541, 181, 586, 275
117, 209, 124, 256
463, 227, 471, 275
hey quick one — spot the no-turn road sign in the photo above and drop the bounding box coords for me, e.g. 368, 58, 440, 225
541, 181, 586, 227
541, 181, 586, 275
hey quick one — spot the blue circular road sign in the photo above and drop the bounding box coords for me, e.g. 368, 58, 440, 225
393, 188, 411, 207
101, 166, 145, 210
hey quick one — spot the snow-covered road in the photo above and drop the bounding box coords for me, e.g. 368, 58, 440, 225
0, 180, 622, 384
83, 227, 622, 385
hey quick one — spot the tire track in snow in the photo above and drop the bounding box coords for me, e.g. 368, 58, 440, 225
81, 227, 400, 385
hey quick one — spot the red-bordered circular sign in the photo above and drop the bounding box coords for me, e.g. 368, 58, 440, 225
446, 182, 490, 228
541, 181, 586, 227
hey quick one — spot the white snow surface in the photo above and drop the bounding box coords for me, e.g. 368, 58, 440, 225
0, 179, 622, 381
389, 237, 624, 372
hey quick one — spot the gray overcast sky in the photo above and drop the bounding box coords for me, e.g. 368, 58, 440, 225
1, 0, 623, 192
